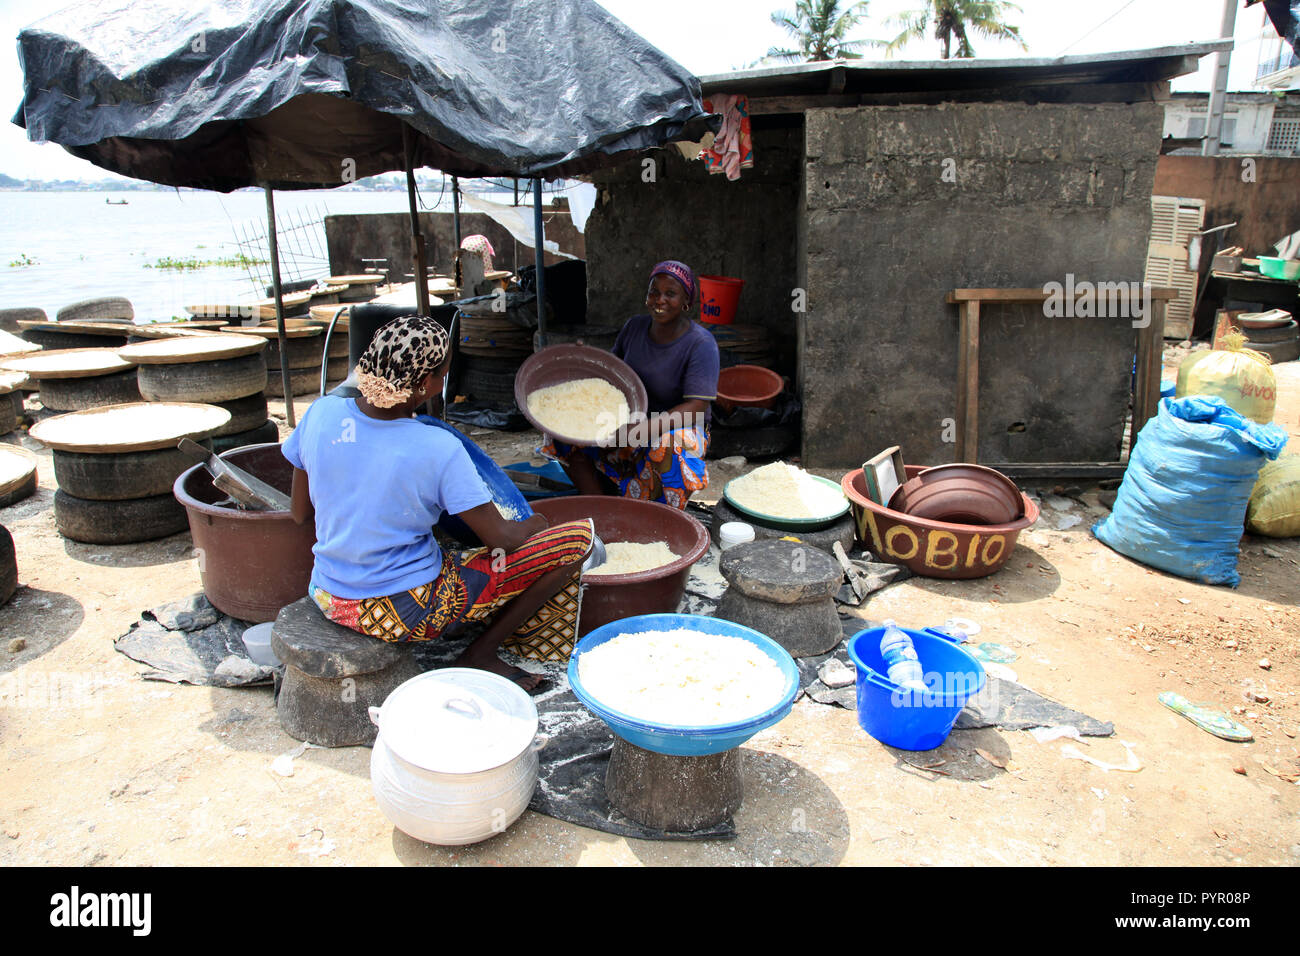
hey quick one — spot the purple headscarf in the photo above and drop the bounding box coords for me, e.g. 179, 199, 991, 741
647, 260, 696, 308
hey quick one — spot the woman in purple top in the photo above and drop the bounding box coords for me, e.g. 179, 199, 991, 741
549, 260, 719, 510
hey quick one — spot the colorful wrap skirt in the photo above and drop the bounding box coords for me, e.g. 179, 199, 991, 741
546, 422, 709, 511
308, 519, 593, 650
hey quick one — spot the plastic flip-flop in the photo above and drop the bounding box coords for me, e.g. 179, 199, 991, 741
1158, 691, 1253, 742
970, 642, 1017, 664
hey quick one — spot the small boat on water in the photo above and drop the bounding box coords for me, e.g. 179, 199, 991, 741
105, 198, 128, 205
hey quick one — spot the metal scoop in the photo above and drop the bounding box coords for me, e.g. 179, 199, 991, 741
582, 532, 607, 574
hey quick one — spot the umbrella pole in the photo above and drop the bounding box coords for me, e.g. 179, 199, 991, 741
264, 186, 296, 428
451, 175, 463, 252
533, 178, 547, 348
403, 126, 430, 318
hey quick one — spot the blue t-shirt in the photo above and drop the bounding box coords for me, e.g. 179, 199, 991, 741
613, 315, 720, 420
281, 396, 490, 598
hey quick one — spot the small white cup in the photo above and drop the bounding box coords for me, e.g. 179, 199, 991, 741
719, 521, 756, 551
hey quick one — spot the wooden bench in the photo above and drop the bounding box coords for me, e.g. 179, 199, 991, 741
946, 286, 1179, 478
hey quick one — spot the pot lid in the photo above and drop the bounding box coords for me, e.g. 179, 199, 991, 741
376, 668, 538, 774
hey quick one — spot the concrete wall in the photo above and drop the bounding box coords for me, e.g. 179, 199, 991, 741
802, 101, 1164, 468
324, 203, 585, 280
1154, 155, 1300, 260
585, 120, 803, 373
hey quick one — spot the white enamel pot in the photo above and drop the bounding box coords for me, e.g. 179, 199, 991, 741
367, 668, 546, 846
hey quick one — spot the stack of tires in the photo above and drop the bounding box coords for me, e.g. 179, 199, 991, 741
224, 323, 346, 398
0, 524, 14, 608
0, 348, 140, 412
0, 307, 48, 335
0, 371, 27, 435
118, 334, 278, 454
708, 323, 778, 371
29, 402, 231, 545
19, 297, 135, 350
1241, 319, 1300, 365
0, 445, 37, 508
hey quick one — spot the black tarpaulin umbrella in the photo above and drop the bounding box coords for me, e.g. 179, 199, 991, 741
15, 0, 716, 418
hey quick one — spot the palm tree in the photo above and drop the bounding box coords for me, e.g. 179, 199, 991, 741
885, 1, 1028, 60
768, 1, 875, 63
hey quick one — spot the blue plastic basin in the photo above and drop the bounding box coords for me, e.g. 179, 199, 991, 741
847, 626, 986, 752
568, 613, 800, 757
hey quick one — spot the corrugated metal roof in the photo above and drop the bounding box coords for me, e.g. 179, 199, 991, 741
699, 41, 1232, 99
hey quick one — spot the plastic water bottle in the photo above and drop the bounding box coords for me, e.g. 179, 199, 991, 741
879, 620, 926, 691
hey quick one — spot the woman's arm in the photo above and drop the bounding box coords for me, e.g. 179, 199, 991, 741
290, 467, 314, 525
655, 398, 710, 429
457, 503, 548, 554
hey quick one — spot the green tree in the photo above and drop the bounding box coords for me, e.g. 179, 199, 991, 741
885, 1, 1027, 60
768, 1, 875, 63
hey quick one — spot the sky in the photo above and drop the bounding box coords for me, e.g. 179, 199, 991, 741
0, 0, 1285, 182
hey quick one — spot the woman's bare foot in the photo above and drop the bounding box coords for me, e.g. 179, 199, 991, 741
453, 648, 543, 692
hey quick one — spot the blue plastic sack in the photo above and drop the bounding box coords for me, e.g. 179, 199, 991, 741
1093, 397, 1288, 586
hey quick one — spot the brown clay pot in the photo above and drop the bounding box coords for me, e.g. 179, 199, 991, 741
173, 442, 316, 622
842, 466, 1038, 580
888, 463, 1023, 525
715, 364, 782, 414
531, 495, 709, 636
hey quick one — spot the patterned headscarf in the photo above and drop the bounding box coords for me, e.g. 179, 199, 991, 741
460, 234, 495, 271
356, 316, 449, 408
648, 260, 696, 308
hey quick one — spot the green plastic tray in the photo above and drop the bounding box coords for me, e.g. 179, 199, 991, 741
722, 473, 850, 531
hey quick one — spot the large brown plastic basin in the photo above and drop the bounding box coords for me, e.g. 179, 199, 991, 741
173, 442, 316, 622
514, 345, 648, 447
531, 495, 709, 636
842, 466, 1038, 580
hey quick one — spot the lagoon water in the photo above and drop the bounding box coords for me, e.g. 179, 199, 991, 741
0, 188, 508, 321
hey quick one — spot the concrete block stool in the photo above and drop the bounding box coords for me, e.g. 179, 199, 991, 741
270, 597, 423, 747
714, 539, 842, 658
605, 739, 743, 832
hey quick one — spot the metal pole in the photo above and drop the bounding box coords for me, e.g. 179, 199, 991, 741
533, 177, 547, 348
1204, 0, 1238, 156
403, 125, 430, 318
451, 176, 463, 249
264, 186, 296, 427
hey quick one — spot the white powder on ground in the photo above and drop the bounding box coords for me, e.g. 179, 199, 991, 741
585, 541, 679, 577
578, 628, 787, 725
727, 461, 847, 519
526, 377, 629, 442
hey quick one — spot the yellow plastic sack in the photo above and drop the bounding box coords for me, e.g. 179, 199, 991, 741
1176, 333, 1276, 424
1247, 454, 1300, 537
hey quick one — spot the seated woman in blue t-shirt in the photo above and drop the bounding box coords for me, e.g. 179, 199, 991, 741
282, 316, 591, 691
549, 260, 720, 510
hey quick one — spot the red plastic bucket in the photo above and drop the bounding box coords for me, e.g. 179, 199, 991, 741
698, 275, 744, 325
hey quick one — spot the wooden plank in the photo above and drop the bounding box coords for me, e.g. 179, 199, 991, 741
992, 462, 1128, 480
947, 287, 1180, 303
1129, 298, 1167, 455
955, 300, 980, 463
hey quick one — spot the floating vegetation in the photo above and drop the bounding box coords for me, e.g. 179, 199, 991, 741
8, 253, 37, 268
145, 253, 268, 270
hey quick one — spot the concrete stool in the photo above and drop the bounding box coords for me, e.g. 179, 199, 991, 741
714, 539, 842, 658
710, 497, 855, 556
270, 597, 422, 747
605, 739, 742, 831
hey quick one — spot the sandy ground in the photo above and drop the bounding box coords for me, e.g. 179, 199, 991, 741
1, 362, 1298, 867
